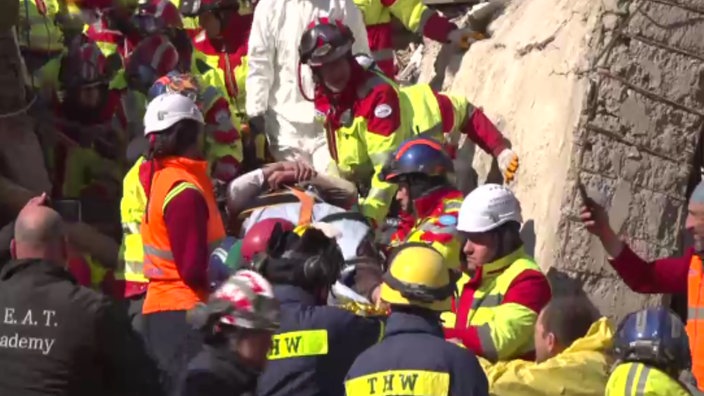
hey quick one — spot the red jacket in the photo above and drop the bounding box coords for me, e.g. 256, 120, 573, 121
609, 244, 689, 294
391, 186, 463, 243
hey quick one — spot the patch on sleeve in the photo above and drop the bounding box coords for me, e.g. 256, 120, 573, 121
373, 103, 393, 119
215, 109, 230, 124
438, 214, 458, 226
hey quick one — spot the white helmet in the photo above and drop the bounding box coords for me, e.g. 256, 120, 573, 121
143, 93, 204, 135
457, 184, 522, 233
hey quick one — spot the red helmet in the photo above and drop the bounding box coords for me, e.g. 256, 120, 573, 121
132, 0, 183, 36
61, 40, 110, 89
299, 18, 354, 67
125, 35, 179, 92
241, 218, 295, 263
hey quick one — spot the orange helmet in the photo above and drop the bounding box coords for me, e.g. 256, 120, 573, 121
60, 40, 110, 89
125, 35, 179, 92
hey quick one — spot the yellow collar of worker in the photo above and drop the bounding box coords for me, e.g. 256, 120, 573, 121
480, 246, 527, 278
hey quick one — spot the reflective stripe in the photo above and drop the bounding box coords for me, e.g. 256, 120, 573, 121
477, 322, 498, 362
345, 370, 450, 395
267, 329, 328, 360
416, 7, 435, 33
471, 293, 503, 310
162, 182, 201, 212
416, 221, 455, 234
689, 307, 704, 320
200, 86, 220, 109
443, 201, 462, 211
143, 244, 174, 260
625, 364, 650, 396
377, 321, 385, 343
372, 48, 395, 62
122, 222, 140, 235
124, 260, 144, 276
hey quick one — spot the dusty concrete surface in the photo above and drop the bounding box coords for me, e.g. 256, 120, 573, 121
427, 0, 704, 319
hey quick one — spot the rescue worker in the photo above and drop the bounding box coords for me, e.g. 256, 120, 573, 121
240, 218, 295, 263
0, 194, 162, 395
16, 0, 65, 72
255, 223, 383, 396
84, 0, 187, 61
355, 0, 481, 77
443, 184, 551, 362
246, 0, 371, 172
379, 136, 463, 268
187, 0, 255, 115
186, 0, 262, 168
178, 270, 280, 396
606, 308, 694, 396
120, 35, 243, 182
139, 93, 226, 392
481, 296, 612, 395
43, 39, 123, 200
300, 20, 519, 225
580, 179, 704, 389
345, 243, 488, 396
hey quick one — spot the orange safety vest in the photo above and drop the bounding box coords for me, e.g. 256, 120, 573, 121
141, 157, 226, 314
687, 254, 704, 388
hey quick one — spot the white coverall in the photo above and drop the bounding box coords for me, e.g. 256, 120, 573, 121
246, 0, 371, 173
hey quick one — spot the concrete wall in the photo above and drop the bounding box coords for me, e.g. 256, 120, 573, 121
432, 0, 704, 319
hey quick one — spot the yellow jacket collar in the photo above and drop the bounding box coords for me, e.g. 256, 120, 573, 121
481, 247, 528, 278
562, 317, 614, 355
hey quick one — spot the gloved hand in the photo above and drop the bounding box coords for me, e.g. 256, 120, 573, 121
448, 27, 486, 50
248, 115, 266, 136
497, 148, 519, 183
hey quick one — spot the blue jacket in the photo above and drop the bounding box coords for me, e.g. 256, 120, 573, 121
257, 285, 383, 396
177, 345, 259, 396
345, 311, 489, 396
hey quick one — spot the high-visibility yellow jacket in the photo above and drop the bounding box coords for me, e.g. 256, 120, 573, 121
442, 247, 552, 362
353, 0, 455, 77
314, 63, 506, 224
17, 0, 64, 52
390, 186, 463, 269
117, 156, 150, 295
606, 362, 692, 396
480, 317, 614, 396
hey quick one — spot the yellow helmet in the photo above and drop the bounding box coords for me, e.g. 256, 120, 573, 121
380, 243, 453, 311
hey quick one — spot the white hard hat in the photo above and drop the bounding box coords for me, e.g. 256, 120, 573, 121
143, 93, 204, 135
457, 184, 522, 233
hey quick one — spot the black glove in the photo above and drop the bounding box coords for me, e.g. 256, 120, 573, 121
248, 115, 266, 136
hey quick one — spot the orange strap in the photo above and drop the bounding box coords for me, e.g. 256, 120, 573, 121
288, 187, 315, 226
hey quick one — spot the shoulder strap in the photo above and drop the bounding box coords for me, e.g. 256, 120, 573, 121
287, 187, 315, 226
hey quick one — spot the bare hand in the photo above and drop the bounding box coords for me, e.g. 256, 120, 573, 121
578, 198, 612, 238
267, 163, 316, 190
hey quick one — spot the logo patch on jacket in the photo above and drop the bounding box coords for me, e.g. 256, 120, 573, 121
438, 214, 457, 226
373, 104, 393, 119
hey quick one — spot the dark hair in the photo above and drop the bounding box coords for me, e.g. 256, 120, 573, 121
541, 296, 600, 347
492, 221, 523, 259
147, 119, 202, 160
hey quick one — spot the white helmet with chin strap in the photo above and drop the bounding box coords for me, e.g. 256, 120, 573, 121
457, 184, 522, 233
143, 93, 204, 135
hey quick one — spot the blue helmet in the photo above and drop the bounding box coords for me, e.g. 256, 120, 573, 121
378, 137, 453, 183
614, 308, 691, 372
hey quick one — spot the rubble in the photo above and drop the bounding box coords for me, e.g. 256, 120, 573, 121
421, 0, 704, 320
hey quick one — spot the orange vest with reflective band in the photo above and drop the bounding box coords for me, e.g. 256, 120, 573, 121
687, 254, 704, 388
141, 157, 226, 314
